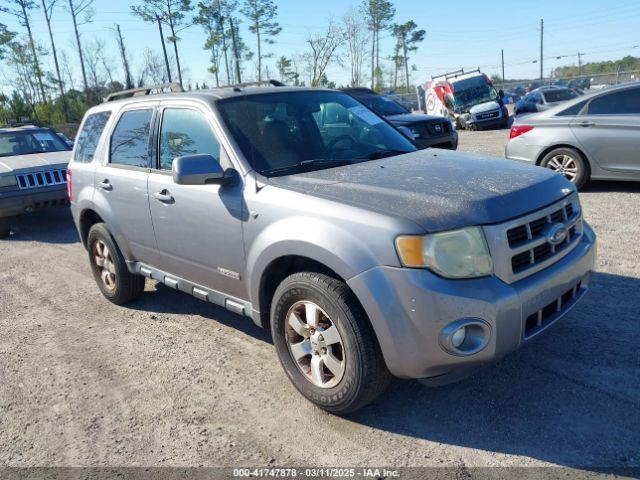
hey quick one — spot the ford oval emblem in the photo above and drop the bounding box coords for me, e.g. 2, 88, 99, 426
546, 223, 569, 246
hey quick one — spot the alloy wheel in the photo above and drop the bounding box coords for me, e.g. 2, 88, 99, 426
285, 300, 346, 389
547, 154, 579, 182
93, 239, 116, 292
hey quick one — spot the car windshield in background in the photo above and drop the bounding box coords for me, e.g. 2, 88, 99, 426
217, 91, 417, 176
451, 76, 498, 111
544, 89, 579, 103
355, 94, 409, 116
0, 130, 70, 157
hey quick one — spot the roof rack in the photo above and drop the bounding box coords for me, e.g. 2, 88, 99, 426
431, 68, 481, 81
226, 79, 285, 92
104, 82, 184, 103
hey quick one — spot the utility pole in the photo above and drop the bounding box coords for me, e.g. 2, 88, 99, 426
539, 19, 544, 81
156, 15, 173, 83
578, 52, 583, 77
501, 49, 505, 88
115, 24, 134, 89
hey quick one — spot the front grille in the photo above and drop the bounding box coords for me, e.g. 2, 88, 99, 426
524, 281, 583, 338
419, 120, 450, 137
482, 194, 583, 284
506, 202, 581, 275
16, 168, 67, 190
475, 109, 500, 120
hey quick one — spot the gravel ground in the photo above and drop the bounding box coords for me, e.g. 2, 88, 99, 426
1, 131, 639, 475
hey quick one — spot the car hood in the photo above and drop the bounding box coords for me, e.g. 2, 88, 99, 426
469, 101, 501, 114
267, 150, 574, 232
385, 113, 447, 125
0, 151, 71, 174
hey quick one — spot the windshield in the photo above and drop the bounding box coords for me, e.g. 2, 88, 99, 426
0, 129, 70, 157
354, 94, 409, 116
217, 91, 417, 176
451, 75, 498, 112
544, 89, 579, 103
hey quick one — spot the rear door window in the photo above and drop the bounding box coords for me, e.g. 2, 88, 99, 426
588, 88, 640, 115
109, 109, 153, 168
74, 111, 111, 163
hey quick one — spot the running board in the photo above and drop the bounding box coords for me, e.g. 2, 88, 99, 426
127, 261, 251, 317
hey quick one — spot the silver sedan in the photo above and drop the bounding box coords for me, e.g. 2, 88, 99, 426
505, 82, 640, 188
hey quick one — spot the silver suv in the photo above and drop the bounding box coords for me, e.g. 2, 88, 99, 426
69, 83, 596, 414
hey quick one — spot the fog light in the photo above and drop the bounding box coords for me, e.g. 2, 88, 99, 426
439, 318, 491, 356
451, 327, 466, 348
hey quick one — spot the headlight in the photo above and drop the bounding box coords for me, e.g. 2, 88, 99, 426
395, 227, 493, 279
409, 126, 421, 138
450, 120, 457, 131
0, 175, 18, 189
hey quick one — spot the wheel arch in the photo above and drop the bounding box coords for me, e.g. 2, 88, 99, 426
79, 208, 105, 248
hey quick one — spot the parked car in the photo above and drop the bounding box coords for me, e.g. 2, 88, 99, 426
341, 87, 457, 149
70, 83, 596, 414
56, 131, 74, 148
506, 82, 640, 188
514, 87, 580, 115
0, 124, 72, 237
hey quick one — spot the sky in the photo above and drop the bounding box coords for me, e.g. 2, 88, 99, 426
2, 0, 640, 91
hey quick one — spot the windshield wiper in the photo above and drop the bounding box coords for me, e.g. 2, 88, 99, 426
261, 158, 354, 176
363, 149, 413, 160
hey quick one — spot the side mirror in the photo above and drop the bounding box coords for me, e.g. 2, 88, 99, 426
172, 154, 230, 186
498, 89, 505, 99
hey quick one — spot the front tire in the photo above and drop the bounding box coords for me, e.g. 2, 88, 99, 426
0, 217, 11, 238
271, 272, 391, 415
87, 223, 145, 305
540, 147, 589, 189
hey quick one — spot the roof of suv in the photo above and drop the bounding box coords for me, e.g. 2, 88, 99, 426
100, 85, 333, 108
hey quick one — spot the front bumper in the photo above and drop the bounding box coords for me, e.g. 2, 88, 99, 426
347, 222, 596, 382
0, 186, 69, 218
470, 106, 509, 130
415, 131, 458, 150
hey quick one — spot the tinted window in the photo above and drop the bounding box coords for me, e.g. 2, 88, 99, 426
0, 129, 70, 157
218, 91, 416, 175
159, 109, 221, 171
75, 111, 111, 163
588, 88, 640, 115
110, 109, 153, 168
557, 100, 587, 116
354, 94, 408, 116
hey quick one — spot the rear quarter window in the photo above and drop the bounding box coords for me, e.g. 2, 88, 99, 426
74, 111, 112, 163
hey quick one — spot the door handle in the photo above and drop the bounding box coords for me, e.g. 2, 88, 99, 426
579, 121, 596, 127
98, 179, 112, 191
152, 190, 174, 203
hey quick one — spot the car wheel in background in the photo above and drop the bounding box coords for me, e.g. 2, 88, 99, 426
0, 217, 11, 238
540, 147, 589, 189
87, 223, 145, 305
271, 272, 391, 415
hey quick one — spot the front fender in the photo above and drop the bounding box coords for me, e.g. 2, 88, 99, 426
245, 216, 387, 319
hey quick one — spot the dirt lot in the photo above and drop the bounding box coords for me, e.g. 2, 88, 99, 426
1, 130, 639, 474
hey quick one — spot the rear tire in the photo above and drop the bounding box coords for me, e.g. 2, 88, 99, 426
271, 272, 391, 415
0, 217, 11, 238
540, 147, 589, 189
87, 223, 145, 305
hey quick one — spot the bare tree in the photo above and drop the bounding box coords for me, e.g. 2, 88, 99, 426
240, 0, 281, 81
1, 0, 47, 102
303, 20, 343, 87
0, 23, 16, 60
59, 49, 76, 91
131, 0, 193, 88
343, 8, 369, 87
83, 37, 105, 89
114, 24, 134, 89
140, 48, 171, 84
41, 0, 69, 119
66, 0, 94, 99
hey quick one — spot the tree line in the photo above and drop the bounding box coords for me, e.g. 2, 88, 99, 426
0, 0, 426, 126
